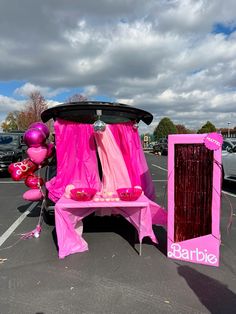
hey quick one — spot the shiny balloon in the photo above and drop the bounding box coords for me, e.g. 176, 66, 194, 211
8, 159, 38, 181
24, 128, 46, 148
27, 145, 48, 165
25, 174, 44, 189
93, 120, 106, 133
23, 188, 43, 201
29, 122, 50, 138
46, 142, 55, 158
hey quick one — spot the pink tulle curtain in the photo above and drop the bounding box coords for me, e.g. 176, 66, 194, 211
94, 126, 131, 193
46, 119, 156, 203
46, 119, 101, 202
109, 123, 155, 201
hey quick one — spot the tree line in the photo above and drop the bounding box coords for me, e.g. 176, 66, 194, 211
1, 92, 87, 132
150, 117, 236, 141
1, 96, 235, 137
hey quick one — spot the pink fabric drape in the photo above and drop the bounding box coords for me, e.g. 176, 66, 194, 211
94, 127, 131, 193
46, 119, 101, 202
46, 119, 167, 230
55, 195, 159, 259
109, 123, 156, 201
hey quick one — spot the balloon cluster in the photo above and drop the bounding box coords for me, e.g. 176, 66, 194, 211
8, 122, 55, 202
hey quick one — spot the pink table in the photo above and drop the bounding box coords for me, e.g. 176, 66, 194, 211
55, 195, 159, 259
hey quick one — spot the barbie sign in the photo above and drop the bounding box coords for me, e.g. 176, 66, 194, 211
168, 244, 218, 265
167, 134, 222, 267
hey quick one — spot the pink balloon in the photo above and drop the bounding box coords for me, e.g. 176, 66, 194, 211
25, 174, 44, 189
46, 142, 55, 158
29, 122, 50, 139
23, 189, 43, 201
24, 128, 46, 148
27, 146, 48, 165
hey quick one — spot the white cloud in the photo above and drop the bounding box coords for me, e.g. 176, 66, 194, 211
0, 95, 26, 114
14, 83, 67, 98
0, 0, 236, 131
83, 85, 98, 96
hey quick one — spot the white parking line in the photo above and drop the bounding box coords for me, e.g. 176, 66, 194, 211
0, 202, 39, 247
152, 179, 167, 182
222, 191, 236, 198
0, 181, 24, 184
151, 164, 168, 172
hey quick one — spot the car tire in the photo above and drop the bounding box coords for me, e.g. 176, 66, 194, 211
43, 208, 55, 226
222, 166, 225, 187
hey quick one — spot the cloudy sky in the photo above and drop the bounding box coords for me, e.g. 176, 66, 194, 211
0, 0, 236, 133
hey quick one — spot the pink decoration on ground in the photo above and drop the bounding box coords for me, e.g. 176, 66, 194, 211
24, 128, 46, 148
25, 174, 44, 189
29, 122, 50, 138
204, 132, 223, 151
27, 146, 48, 165
21, 224, 42, 239
8, 159, 38, 181
23, 188, 43, 201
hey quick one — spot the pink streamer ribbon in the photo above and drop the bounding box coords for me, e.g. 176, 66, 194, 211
21, 224, 42, 239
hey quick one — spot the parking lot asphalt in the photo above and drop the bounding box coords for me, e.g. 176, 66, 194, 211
0, 154, 236, 314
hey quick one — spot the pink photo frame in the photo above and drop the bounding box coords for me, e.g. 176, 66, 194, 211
167, 134, 222, 267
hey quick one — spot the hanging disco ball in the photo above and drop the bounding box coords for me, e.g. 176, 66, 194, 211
93, 119, 106, 133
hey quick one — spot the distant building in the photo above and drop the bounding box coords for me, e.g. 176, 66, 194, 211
218, 128, 236, 138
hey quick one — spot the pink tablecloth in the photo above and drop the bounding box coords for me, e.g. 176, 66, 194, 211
55, 195, 166, 259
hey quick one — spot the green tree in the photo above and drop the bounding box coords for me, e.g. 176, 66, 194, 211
153, 117, 177, 140
1, 111, 19, 132
197, 121, 216, 134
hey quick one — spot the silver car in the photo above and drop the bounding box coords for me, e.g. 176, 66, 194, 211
222, 138, 236, 151
222, 139, 236, 182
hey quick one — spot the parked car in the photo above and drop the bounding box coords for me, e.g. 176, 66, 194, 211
222, 138, 236, 151
0, 132, 26, 172
222, 141, 236, 182
153, 138, 168, 155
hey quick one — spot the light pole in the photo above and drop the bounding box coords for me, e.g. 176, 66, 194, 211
227, 122, 231, 138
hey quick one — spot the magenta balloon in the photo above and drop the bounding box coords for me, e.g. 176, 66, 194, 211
24, 128, 46, 148
29, 122, 50, 138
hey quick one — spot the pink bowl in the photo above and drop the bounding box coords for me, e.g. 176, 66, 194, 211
116, 187, 142, 201
70, 188, 97, 201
